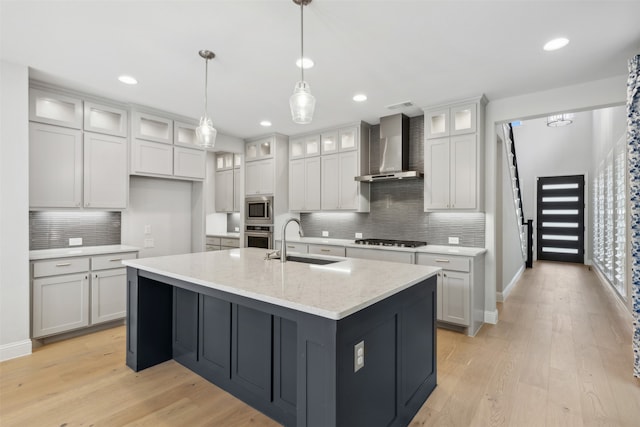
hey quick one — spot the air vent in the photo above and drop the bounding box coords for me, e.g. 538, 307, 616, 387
386, 101, 414, 110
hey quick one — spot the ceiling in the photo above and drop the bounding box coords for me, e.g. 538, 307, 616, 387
2, 1, 639, 140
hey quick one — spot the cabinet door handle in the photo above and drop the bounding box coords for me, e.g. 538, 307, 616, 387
443, 273, 447, 277
56, 263, 71, 267
109, 258, 122, 262
434, 259, 450, 263
320, 249, 330, 252
287, 246, 295, 249
85, 275, 88, 280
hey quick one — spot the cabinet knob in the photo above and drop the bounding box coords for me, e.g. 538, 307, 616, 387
443, 273, 447, 277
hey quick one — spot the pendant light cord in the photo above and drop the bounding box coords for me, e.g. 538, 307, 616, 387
300, 0, 305, 82
203, 58, 209, 116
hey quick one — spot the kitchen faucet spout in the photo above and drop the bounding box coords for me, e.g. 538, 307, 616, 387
281, 218, 304, 263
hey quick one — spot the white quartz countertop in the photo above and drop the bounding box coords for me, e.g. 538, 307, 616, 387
30, 245, 140, 260
283, 237, 487, 256
123, 248, 439, 320
206, 232, 240, 239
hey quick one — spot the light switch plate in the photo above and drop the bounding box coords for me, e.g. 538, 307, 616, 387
69, 237, 82, 246
322, 231, 329, 237
448, 237, 460, 245
144, 224, 152, 235
355, 232, 363, 239
144, 238, 155, 248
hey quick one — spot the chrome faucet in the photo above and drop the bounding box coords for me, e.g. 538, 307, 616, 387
281, 218, 304, 263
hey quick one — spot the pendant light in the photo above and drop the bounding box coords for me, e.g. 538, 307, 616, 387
289, 0, 316, 124
196, 50, 217, 148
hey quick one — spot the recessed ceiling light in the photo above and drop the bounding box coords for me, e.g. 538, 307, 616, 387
353, 94, 367, 102
543, 37, 569, 51
260, 120, 272, 127
118, 75, 138, 85
295, 57, 314, 69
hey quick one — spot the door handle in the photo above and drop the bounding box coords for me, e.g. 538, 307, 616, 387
434, 259, 450, 263
56, 263, 71, 267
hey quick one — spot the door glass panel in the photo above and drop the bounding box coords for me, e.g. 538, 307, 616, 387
259, 140, 271, 157
246, 144, 257, 159
322, 134, 337, 153
36, 97, 76, 123
291, 141, 303, 157
340, 130, 356, 150
305, 139, 319, 155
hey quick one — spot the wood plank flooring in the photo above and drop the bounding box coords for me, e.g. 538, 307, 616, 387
1, 261, 639, 426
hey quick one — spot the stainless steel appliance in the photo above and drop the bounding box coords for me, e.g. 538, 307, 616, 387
245, 225, 273, 249
245, 196, 273, 225
354, 238, 427, 248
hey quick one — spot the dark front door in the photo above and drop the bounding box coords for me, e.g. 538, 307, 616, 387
536, 175, 585, 263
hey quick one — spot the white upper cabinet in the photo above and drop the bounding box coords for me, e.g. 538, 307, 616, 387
29, 88, 83, 129
132, 111, 173, 144
174, 146, 205, 179
215, 169, 234, 212
245, 158, 274, 195
423, 95, 486, 211
245, 137, 273, 161
29, 122, 83, 208
174, 121, 199, 147
290, 134, 321, 159
321, 151, 360, 210
289, 156, 320, 211
83, 102, 127, 137
215, 152, 234, 170
425, 103, 477, 139
320, 131, 338, 154
338, 126, 358, 151
83, 132, 128, 209
131, 139, 173, 176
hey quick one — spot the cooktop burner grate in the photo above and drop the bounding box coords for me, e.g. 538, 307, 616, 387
354, 238, 427, 248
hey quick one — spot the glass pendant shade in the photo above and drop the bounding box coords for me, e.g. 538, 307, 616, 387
196, 115, 217, 148
547, 113, 574, 127
290, 81, 316, 124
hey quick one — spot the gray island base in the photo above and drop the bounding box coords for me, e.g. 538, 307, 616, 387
124, 248, 438, 427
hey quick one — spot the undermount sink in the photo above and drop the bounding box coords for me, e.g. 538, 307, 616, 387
286, 255, 340, 265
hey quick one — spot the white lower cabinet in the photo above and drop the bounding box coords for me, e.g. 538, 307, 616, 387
32, 273, 90, 338
307, 244, 345, 257
274, 241, 308, 254
91, 269, 127, 324
31, 251, 138, 338
416, 252, 484, 336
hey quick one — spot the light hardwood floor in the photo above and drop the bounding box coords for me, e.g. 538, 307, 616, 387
1, 261, 639, 426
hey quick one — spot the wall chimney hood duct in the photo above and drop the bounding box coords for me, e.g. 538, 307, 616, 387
355, 113, 423, 182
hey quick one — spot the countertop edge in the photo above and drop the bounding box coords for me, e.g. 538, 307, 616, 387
30, 245, 140, 260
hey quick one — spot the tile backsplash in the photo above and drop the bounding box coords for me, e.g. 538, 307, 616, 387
30, 211, 121, 250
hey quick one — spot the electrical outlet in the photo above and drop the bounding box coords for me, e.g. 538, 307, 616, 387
144, 224, 152, 235
235, 227, 240, 232
354, 340, 365, 372
69, 237, 82, 246
448, 236, 460, 245
144, 238, 155, 248
322, 231, 329, 237
355, 232, 363, 239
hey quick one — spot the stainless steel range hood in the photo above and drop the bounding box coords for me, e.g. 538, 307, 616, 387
355, 113, 423, 182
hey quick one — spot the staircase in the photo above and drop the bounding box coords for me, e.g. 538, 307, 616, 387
502, 123, 533, 267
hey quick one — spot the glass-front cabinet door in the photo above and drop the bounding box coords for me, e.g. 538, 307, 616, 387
321, 131, 338, 154
338, 126, 357, 151
450, 103, 476, 135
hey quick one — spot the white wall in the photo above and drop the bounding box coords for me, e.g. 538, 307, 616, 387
122, 176, 193, 258
0, 60, 32, 361
484, 74, 627, 322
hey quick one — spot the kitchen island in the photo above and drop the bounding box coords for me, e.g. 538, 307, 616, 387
123, 248, 439, 427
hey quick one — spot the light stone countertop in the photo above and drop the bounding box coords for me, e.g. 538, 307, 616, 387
30, 245, 140, 261
123, 247, 439, 320
283, 237, 487, 256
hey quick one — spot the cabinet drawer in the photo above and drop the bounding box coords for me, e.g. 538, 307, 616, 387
33, 257, 90, 278
345, 247, 414, 264
91, 252, 137, 271
278, 242, 308, 254
221, 238, 239, 248
416, 253, 470, 272
308, 244, 345, 257
206, 236, 221, 246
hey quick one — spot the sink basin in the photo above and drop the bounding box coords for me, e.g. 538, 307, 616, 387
286, 255, 340, 265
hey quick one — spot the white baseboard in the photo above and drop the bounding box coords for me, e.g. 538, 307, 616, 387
497, 264, 525, 303
484, 309, 498, 324
0, 339, 32, 362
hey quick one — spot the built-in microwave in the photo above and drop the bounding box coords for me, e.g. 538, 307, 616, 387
245, 196, 273, 225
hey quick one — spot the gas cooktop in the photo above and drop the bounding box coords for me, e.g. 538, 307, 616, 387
354, 238, 427, 248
